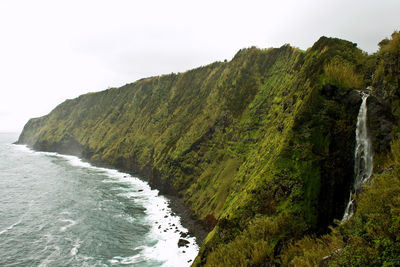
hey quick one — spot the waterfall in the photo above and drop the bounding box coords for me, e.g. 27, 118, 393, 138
342, 91, 373, 221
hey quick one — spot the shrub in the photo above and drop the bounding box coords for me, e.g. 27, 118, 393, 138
379, 31, 400, 55
323, 60, 363, 89
280, 231, 344, 266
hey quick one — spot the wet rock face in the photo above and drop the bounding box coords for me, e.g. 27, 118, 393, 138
344, 90, 363, 114
322, 83, 396, 153
316, 84, 361, 232
316, 84, 395, 231
320, 84, 362, 113
367, 95, 395, 153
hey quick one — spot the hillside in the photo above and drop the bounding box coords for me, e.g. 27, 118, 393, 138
18, 32, 400, 266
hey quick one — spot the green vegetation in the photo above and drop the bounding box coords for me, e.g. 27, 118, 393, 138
323, 60, 364, 89
373, 31, 400, 119
280, 139, 400, 266
279, 31, 400, 267
18, 32, 400, 266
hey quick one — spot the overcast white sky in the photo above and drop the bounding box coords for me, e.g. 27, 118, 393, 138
0, 0, 399, 132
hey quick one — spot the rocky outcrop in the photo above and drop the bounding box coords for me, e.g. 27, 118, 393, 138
178, 238, 190, 248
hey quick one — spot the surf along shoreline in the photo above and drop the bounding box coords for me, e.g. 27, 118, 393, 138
14, 137, 209, 250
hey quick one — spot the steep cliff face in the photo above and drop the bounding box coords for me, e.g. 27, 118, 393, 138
17, 33, 399, 265
278, 32, 400, 267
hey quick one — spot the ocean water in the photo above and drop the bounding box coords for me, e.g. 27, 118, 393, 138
0, 133, 198, 266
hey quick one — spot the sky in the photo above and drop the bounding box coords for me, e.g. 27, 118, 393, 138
0, 0, 399, 133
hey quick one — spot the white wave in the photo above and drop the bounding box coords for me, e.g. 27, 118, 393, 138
0, 200, 34, 235
60, 210, 71, 215
113, 213, 137, 223
35, 234, 54, 255
110, 254, 147, 265
70, 239, 81, 256
141, 198, 199, 267
0, 216, 24, 235
38, 245, 60, 267
12, 144, 34, 153
59, 154, 93, 169
14, 146, 199, 266
103, 174, 199, 265
75, 159, 200, 265
59, 219, 77, 232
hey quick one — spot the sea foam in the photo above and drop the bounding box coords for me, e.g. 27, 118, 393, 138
14, 146, 199, 266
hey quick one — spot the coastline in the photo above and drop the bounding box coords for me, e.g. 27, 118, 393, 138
6, 142, 201, 266
164, 194, 208, 246
15, 140, 209, 248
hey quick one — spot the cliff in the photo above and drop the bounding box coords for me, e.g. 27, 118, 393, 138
18, 32, 400, 266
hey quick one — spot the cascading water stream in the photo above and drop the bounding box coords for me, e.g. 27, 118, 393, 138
342, 90, 373, 221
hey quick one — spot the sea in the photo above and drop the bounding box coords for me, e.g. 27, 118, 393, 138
0, 133, 198, 266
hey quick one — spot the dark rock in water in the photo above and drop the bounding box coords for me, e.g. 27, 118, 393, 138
182, 250, 186, 253
180, 232, 188, 238
188, 259, 192, 263
138, 189, 143, 192
178, 238, 190, 247
164, 215, 168, 218
158, 225, 161, 229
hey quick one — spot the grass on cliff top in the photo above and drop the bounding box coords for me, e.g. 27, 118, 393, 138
323, 60, 364, 89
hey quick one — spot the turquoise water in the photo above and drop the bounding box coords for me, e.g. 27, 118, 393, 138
0, 133, 197, 266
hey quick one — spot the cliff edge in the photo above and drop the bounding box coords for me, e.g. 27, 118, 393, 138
18, 32, 400, 266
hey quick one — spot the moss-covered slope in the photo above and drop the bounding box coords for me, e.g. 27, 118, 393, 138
18, 33, 400, 266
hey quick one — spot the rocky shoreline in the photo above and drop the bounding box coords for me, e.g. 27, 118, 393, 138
165, 194, 208, 246
15, 139, 209, 248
